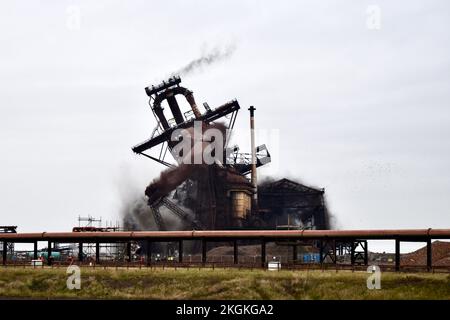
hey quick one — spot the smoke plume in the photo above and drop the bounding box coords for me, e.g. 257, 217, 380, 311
170, 45, 236, 77
115, 166, 183, 231
122, 195, 154, 231
145, 164, 198, 204
145, 122, 227, 204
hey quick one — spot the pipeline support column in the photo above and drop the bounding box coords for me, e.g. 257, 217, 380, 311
78, 243, 83, 262
126, 242, 132, 263
233, 240, 238, 264
33, 241, 38, 260
2, 241, 7, 265
202, 239, 207, 265
426, 238, 432, 272
395, 239, 400, 272
95, 242, 100, 264
178, 240, 183, 263
146, 241, 152, 266
261, 238, 266, 268
47, 241, 52, 266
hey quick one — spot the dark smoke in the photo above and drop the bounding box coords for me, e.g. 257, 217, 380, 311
170, 45, 236, 77
145, 164, 199, 204
116, 167, 187, 231
145, 122, 227, 205
122, 195, 154, 231
121, 191, 189, 231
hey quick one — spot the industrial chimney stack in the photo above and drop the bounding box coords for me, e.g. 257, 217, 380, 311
249, 106, 258, 209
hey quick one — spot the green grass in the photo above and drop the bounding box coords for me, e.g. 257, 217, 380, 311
0, 267, 449, 299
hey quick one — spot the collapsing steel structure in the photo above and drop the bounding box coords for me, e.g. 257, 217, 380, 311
131, 76, 273, 230
132, 76, 271, 171
130, 76, 332, 231
1, 229, 450, 271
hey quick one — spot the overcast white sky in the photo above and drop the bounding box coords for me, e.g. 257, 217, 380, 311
1, 0, 450, 245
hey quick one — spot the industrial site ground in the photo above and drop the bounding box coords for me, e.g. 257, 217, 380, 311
0, 267, 449, 300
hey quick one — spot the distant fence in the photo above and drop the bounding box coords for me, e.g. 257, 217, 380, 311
1, 258, 449, 273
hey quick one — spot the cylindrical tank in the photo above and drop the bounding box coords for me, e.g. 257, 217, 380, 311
230, 191, 251, 220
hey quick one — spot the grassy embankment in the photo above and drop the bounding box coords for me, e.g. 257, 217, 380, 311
0, 267, 449, 299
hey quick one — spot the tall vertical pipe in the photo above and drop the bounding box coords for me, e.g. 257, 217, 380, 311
248, 106, 258, 207
153, 103, 170, 130
166, 94, 185, 125
185, 91, 202, 118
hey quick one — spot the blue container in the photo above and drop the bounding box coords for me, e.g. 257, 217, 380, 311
302, 253, 321, 263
